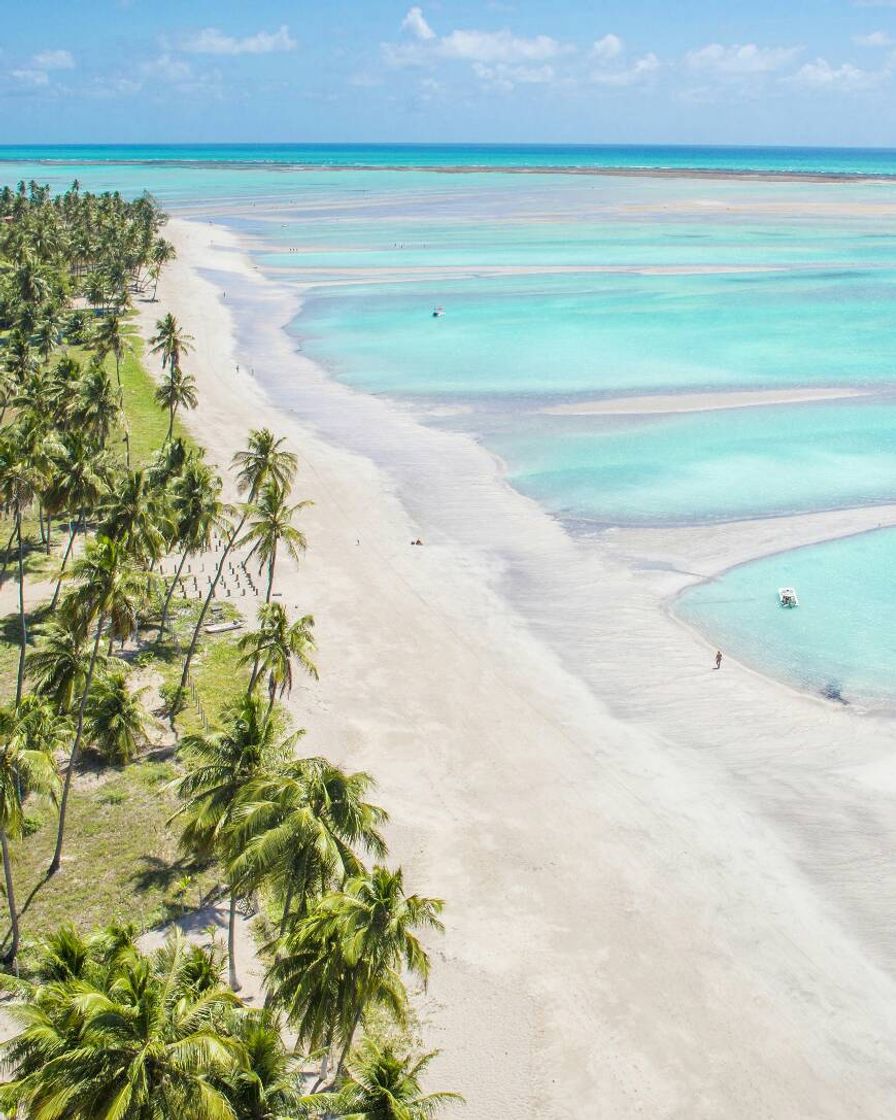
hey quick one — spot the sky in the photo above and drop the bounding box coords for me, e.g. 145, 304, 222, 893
4, 1, 896, 146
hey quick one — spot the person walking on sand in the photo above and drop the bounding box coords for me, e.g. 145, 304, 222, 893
715, 650, 723, 670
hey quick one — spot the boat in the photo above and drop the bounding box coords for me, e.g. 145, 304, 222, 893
432, 306, 444, 317
778, 587, 799, 608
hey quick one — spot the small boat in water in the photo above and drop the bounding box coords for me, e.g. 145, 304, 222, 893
432, 306, 444, 318
778, 587, 799, 608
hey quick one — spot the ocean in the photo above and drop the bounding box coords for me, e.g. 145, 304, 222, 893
4, 143, 896, 704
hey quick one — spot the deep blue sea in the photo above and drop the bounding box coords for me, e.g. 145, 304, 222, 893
4, 144, 896, 703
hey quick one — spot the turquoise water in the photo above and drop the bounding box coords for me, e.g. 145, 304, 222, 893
2, 146, 896, 699
678, 530, 896, 706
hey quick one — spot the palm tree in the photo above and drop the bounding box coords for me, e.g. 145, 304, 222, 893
49, 536, 148, 875
240, 480, 311, 603
155, 363, 198, 441
149, 312, 194, 371
222, 1009, 304, 1119
172, 693, 299, 990
267, 866, 443, 1085
44, 434, 110, 609
175, 429, 298, 720
0, 431, 42, 707
230, 758, 387, 936
0, 696, 62, 963
70, 361, 121, 449
159, 458, 227, 636
301, 1039, 461, 1119
93, 309, 128, 390
27, 618, 99, 715
99, 467, 172, 567
237, 603, 318, 712
94, 311, 131, 465
86, 666, 150, 764
0, 931, 243, 1120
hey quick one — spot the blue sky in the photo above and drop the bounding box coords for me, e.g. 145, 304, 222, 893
4, 1, 896, 145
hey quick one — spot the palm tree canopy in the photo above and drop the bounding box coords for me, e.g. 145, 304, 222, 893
239, 481, 311, 575
0, 696, 62, 838
0, 931, 244, 1120
237, 603, 318, 699
172, 692, 300, 862
149, 312, 194, 370
61, 535, 149, 644
232, 429, 298, 502
86, 667, 150, 764
27, 620, 99, 713
302, 1039, 462, 1120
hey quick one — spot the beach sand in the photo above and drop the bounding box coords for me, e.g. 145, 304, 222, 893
137, 216, 896, 1119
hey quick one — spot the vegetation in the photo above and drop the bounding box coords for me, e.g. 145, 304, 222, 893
0, 178, 457, 1116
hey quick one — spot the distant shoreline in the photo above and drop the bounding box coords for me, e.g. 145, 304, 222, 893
2, 157, 895, 184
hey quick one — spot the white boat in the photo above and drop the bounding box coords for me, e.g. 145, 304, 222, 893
778, 587, 799, 608
432, 306, 444, 317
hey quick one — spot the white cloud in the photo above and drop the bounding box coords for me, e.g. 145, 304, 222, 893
854, 30, 894, 45
439, 29, 566, 63
592, 34, 623, 61
788, 57, 888, 90
141, 53, 193, 82
473, 61, 555, 90
32, 49, 75, 70
182, 25, 296, 56
592, 52, 660, 86
685, 42, 802, 75
10, 68, 49, 87
401, 7, 435, 42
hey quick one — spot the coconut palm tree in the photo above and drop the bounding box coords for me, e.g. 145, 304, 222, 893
0, 431, 42, 707
237, 603, 318, 712
230, 758, 387, 937
172, 692, 299, 990
99, 467, 172, 567
175, 429, 298, 720
159, 457, 227, 637
44, 434, 111, 609
0, 696, 62, 964
240, 480, 311, 603
301, 1039, 461, 1119
156, 363, 198, 442
27, 618, 100, 715
149, 312, 194, 371
93, 309, 128, 390
70, 361, 121, 450
0, 931, 243, 1120
86, 666, 150, 764
267, 866, 443, 1085
49, 536, 149, 876
221, 1009, 304, 1120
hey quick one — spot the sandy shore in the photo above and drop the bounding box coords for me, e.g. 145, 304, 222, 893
137, 216, 896, 1119
544, 386, 867, 415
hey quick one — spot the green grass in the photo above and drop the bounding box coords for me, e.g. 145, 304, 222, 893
118, 331, 190, 466
7, 756, 218, 970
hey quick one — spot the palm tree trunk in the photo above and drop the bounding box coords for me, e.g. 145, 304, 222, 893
0, 523, 16, 588
311, 1044, 331, 1093
1, 830, 19, 966
15, 510, 26, 710
334, 1005, 364, 1085
279, 878, 295, 937
49, 614, 105, 876
167, 403, 174, 443
45, 516, 51, 556
228, 892, 241, 991
265, 545, 277, 603
266, 675, 277, 718
174, 512, 247, 725
50, 514, 83, 611
158, 545, 189, 637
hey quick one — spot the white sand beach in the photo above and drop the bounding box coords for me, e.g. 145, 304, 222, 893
138, 217, 896, 1119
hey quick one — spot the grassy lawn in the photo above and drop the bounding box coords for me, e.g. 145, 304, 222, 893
6, 756, 219, 970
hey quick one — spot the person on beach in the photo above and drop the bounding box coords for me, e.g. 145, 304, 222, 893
715, 650, 723, 670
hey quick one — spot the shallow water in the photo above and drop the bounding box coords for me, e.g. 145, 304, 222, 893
678, 529, 896, 705
3, 147, 896, 702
